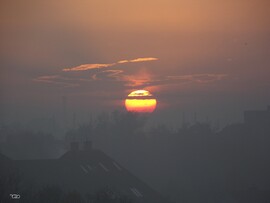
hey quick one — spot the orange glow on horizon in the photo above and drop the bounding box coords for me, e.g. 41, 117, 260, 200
125, 90, 157, 113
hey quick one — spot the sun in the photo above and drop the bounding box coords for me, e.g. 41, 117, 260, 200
125, 90, 157, 113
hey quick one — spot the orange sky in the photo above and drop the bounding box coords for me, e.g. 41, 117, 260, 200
0, 0, 270, 125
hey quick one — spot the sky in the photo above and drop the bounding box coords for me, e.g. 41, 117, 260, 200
1, 0, 270, 127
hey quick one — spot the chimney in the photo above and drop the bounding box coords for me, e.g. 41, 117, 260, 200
70, 142, 79, 151
84, 141, 92, 151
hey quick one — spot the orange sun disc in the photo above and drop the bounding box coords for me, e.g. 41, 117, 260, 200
125, 90, 157, 113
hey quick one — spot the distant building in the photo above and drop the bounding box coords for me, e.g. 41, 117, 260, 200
0, 142, 165, 203
243, 105, 270, 126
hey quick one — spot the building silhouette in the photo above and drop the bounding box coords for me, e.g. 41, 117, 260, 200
0, 142, 165, 203
244, 105, 270, 126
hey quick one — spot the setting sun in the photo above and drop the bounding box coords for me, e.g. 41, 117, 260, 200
125, 90, 157, 113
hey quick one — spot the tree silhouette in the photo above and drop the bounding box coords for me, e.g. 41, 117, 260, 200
37, 185, 63, 203
61, 190, 84, 203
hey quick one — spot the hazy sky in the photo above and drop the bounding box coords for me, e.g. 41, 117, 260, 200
1, 0, 270, 126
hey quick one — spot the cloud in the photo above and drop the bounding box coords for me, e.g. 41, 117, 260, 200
62, 63, 115, 72
92, 70, 124, 81
91, 69, 228, 88
33, 75, 80, 87
129, 57, 158, 63
166, 74, 228, 84
62, 57, 158, 72
117, 57, 158, 64
117, 60, 129, 64
36, 56, 227, 91
123, 74, 228, 88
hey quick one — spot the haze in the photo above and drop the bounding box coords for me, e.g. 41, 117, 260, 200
1, 0, 270, 126
1, 1, 270, 202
